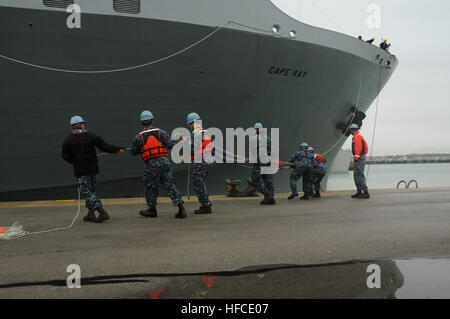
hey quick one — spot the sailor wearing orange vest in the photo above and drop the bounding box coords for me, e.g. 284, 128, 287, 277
186, 112, 213, 214
349, 124, 370, 199
131, 110, 187, 218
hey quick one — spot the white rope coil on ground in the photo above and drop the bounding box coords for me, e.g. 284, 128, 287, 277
0, 188, 81, 240
0, 222, 29, 240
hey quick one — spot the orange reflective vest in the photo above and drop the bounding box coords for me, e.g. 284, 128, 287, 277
139, 128, 168, 161
315, 153, 327, 163
191, 129, 212, 160
352, 131, 368, 160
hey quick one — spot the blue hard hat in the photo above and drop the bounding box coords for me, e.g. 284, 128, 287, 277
140, 110, 154, 122
349, 124, 359, 130
308, 146, 314, 152
187, 112, 201, 125
254, 123, 263, 129
70, 115, 85, 126
301, 143, 309, 148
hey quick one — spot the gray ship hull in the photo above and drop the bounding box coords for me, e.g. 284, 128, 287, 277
0, 4, 397, 194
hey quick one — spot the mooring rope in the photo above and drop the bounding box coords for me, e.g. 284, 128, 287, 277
321, 63, 365, 157
0, 21, 271, 74
366, 65, 383, 181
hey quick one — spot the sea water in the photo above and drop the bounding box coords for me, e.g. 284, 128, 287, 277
327, 163, 450, 191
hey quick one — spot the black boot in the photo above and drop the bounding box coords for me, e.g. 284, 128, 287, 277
313, 191, 321, 198
288, 192, 299, 200
94, 207, 110, 223
360, 191, 370, 199
351, 191, 363, 199
264, 195, 276, 205
300, 193, 310, 200
175, 204, 187, 219
140, 207, 157, 218
194, 205, 212, 214
261, 194, 269, 205
83, 209, 96, 222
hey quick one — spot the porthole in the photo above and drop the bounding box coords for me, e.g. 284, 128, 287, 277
272, 24, 281, 35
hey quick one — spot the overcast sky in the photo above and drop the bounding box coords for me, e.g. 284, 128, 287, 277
271, 0, 450, 156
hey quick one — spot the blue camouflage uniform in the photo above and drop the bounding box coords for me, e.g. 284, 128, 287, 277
190, 129, 213, 207
352, 130, 369, 193
289, 150, 313, 193
302, 152, 315, 195
250, 133, 274, 197
78, 175, 102, 210
131, 127, 184, 208
354, 154, 368, 192
311, 156, 328, 192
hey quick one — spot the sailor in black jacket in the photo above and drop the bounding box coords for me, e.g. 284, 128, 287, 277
62, 116, 124, 223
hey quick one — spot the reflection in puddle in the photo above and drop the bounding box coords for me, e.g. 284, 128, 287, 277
395, 258, 450, 299
149, 258, 450, 299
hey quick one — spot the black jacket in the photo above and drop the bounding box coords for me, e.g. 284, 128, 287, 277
62, 129, 123, 177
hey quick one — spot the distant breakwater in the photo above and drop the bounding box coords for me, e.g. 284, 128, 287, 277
366, 159, 450, 165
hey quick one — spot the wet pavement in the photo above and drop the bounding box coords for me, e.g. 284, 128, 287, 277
148, 258, 450, 299
394, 258, 450, 299
1, 188, 450, 298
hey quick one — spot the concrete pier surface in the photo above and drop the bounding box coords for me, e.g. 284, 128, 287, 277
1, 187, 450, 298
